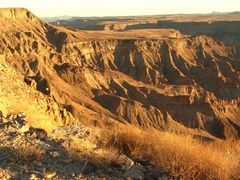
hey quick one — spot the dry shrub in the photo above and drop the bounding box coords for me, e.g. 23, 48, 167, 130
65, 133, 118, 166
99, 124, 240, 179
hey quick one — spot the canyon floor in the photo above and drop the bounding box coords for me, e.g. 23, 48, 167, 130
0, 8, 240, 179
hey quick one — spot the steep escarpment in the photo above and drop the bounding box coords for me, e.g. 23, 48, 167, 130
0, 58, 74, 133
0, 8, 240, 139
0, 8, 35, 19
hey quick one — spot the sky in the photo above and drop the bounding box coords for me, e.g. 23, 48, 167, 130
0, 0, 239, 17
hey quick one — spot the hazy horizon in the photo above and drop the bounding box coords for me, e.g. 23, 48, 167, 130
0, 0, 239, 17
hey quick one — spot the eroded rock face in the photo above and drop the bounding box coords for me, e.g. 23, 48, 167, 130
0, 8, 239, 139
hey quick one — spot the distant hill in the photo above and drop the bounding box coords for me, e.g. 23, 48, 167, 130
43, 11, 240, 22
230, 11, 240, 15
42, 15, 74, 22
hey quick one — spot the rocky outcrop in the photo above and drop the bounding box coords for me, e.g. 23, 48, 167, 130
0, 111, 170, 179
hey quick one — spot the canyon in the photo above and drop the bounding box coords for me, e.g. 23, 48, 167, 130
0, 8, 240, 140
0, 8, 240, 179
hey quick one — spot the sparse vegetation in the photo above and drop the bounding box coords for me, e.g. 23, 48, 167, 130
63, 129, 120, 167
99, 124, 240, 179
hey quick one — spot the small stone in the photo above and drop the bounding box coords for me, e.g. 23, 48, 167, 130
30, 174, 38, 180
44, 171, 56, 179
117, 154, 134, 170
51, 151, 61, 158
123, 165, 145, 180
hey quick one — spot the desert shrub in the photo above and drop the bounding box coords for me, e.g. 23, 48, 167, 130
99, 124, 240, 179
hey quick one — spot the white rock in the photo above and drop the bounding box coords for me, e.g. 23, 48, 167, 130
117, 154, 135, 170
44, 171, 56, 179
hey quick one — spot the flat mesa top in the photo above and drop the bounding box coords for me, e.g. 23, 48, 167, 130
80, 29, 183, 40
60, 28, 184, 40
0, 8, 32, 18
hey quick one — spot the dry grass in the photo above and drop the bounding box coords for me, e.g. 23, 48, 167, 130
65, 132, 120, 167
98, 124, 240, 179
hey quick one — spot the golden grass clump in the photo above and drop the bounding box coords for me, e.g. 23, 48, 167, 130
98, 124, 240, 179
65, 131, 120, 166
